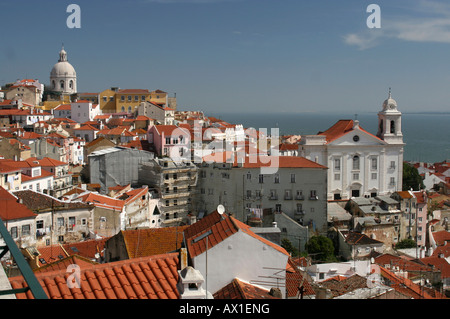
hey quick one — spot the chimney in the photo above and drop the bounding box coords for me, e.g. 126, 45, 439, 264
180, 248, 188, 270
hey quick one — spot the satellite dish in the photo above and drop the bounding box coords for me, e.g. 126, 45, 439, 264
217, 204, 225, 215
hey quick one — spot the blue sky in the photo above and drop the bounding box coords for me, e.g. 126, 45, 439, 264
1, 0, 450, 114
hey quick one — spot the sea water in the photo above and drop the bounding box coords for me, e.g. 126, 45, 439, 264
209, 111, 450, 164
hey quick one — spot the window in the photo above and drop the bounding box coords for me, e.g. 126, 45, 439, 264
10, 227, 18, 239
270, 190, 277, 199
390, 161, 396, 169
121, 95, 125, 101
334, 174, 340, 181
246, 190, 252, 199
247, 173, 251, 180
255, 190, 261, 199
134, 95, 139, 101
371, 173, 377, 180
165, 137, 171, 145
22, 224, 31, 236
353, 155, 360, 170
285, 190, 292, 200
57, 217, 64, 227
291, 174, 296, 183
275, 204, 282, 212
334, 158, 341, 170
36, 220, 44, 229
259, 174, 264, 184
60, 80, 64, 89
371, 158, 378, 170
297, 203, 303, 213
353, 173, 359, 180
390, 177, 395, 185
141, 95, 146, 101
390, 120, 395, 134
310, 190, 317, 200
274, 174, 280, 184
103, 96, 107, 102
127, 95, 131, 101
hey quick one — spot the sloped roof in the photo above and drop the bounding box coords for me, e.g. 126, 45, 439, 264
184, 211, 289, 259
119, 226, 189, 259
344, 231, 384, 246
213, 278, 280, 299
14, 190, 92, 212
318, 119, 382, 143
0, 186, 36, 221
432, 230, 450, 246
9, 253, 180, 299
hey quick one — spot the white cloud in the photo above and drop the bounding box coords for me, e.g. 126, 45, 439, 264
344, 0, 450, 49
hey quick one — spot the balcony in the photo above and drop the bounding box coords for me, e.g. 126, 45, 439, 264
269, 195, 278, 200
295, 195, 305, 200
309, 196, 319, 200
284, 195, 293, 200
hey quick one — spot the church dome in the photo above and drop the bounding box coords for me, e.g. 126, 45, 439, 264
50, 61, 76, 77
50, 46, 76, 77
382, 88, 397, 110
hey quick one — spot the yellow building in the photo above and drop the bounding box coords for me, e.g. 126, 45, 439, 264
98, 88, 176, 114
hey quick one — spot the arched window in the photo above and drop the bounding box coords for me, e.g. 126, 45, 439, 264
60, 80, 65, 89
390, 120, 395, 133
353, 155, 360, 170
69, 80, 73, 89
121, 106, 125, 112
52, 80, 56, 89
128, 106, 132, 113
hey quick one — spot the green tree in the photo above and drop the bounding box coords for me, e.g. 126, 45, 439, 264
395, 238, 416, 249
305, 235, 337, 262
281, 238, 299, 257
402, 162, 425, 191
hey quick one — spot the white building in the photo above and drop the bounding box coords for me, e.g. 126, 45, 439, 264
195, 153, 328, 233
300, 90, 404, 200
184, 210, 290, 297
71, 100, 101, 124
50, 46, 77, 95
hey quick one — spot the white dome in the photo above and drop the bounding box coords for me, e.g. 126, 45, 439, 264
382, 88, 398, 111
50, 61, 76, 77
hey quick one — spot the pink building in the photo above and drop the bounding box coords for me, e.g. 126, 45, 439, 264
147, 124, 190, 158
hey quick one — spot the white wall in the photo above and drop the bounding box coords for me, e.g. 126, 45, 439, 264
192, 230, 289, 298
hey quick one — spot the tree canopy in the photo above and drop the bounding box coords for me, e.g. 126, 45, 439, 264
403, 162, 424, 191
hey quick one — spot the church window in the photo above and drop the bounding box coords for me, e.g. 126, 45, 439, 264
371, 158, 377, 170
390, 120, 395, 133
334, 158, 340, 170
352, 155, 360, 170
52, 80, 56, 89
60, 80, 65, 89
69, 80, 73, 89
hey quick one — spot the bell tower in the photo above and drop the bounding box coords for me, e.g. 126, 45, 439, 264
376, 88, 403, 145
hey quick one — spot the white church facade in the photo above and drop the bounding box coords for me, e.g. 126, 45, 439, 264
300, 90, 404, 200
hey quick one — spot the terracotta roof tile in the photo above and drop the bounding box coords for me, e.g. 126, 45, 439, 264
9, 253, 180, 299
0, 187, 36, 221
214, 278, 280, 299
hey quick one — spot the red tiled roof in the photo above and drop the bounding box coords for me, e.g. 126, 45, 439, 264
379, 266, 445, 299
213, 278, 280, 299
286, 257, 315, 298
74, 124, 98, 131
77, 192, 124, 211
9, 253, 180, 299
119, 226, 189, 259
21, 169, 54, 182
203, 152, 327, 169
118, 89, 150, 94
54, 104, 71, 111
26, 157, 67, 167
34, 255, 99, 274
432, 230, 450, 246
0, 187, 36, 221
184, 211, 289, 259
318, 119, 382, 143
420, 256, 450, 279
